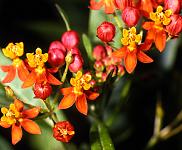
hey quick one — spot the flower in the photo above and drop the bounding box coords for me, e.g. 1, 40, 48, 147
112, 27, 153, 73
53, 121, 75, 143
0, 99, 41, 145
90, 0, 116, 14
58, 71, 99, 115
164, 0, 180, 14
1, 42, 29, 83
97, 21, 116, 43
93, 45, 107, 61
142, 6, 172, 52
22, 48, 62, 88
115, 0, 132, 10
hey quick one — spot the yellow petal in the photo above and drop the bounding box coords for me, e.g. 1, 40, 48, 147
70, 78, 76, 86
157, 6, 163, 13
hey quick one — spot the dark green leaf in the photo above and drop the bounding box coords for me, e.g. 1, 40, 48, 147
82, 34, 93, 61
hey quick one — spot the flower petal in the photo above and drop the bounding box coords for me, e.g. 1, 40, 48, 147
104, 0, 115, 14
14, 99, 24, 112
47, 72, 62, 85
21, 119, 41, 134
21, 71, 36, 88
85, 91, 99, 100
58, 93, 76, 109
124, 51, 137, 74
12, 124, 22, 145
89, 0, 104, 10
0, 121, 11, 128
1, 65, 12, 72
137, 51, 153, 63
155, 30, 166, 52
75, 94, 88, 115
1, 66, 16, 83
17, 61, 29, 82
142, 22, 154, 30
60, 87, 73, 95
22, 107, 40, 119
138, 39, 153, 51
112, 47, 126, 59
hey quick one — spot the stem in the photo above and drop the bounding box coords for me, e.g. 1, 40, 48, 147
55, 4, 71, 31
113, 12, 122, 32
61, 62, 69, 82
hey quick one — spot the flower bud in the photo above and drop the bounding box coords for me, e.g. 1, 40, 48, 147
93, 45, 107, 60
97, 22, 116, 42
117, 64, 125, 76
115, 0, 132, 10
105, 45, 113, 56
122, 7, 140, 27
61, 30, 79, 50
69, 54, 83, 73
106, 65, 117, 76
101, 72, 107, 82
94, 60, 104, 71
166, 14, 182, 36
164, 0, 180, 14
71, 47, 81, 55
33, 83, 52, 100
103, 57, 112, 66
48, 41, 66, 53
53, 121, 75, 143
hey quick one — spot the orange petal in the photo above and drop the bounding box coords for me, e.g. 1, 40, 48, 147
1, 65, 12, 72
11, 124, 22, 145
47, 72, 62, 85
155, 30, 166, 52
0, 121, 11, 128
17, 61, 29, 82
139, 0, 153, 17
21, 71, 36, 88
138, 39, 153, 51
104, 1, 115, 14
14, 99, 24, 112
137, 51, 153, 63
75, 94, 88, 115
2, 66, 16, 83
124, 51, 137, 74
85, 91, 99, 100
60, 87, 73, 95
112, 47, 126, 59
58, 93, 76, 109
146, 28, 156, 40
89, 0, 104, 10
142, 22, 154, 30
21, 119, 41, 134
22, 107, 40, 119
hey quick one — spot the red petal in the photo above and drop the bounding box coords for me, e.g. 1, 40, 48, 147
58, 93, 76, 109
0, 121, 11, 128
22, 107, 40, 119
89, 0, 104, 10
112, 47, 126, 59
1, 65, 12, 72
47, 72, 62, 85
17, 62, 29, 82
138, 39, 153, 51
137, 51, 153, 63
21, 71, 36, 88
142, 22, 154, 30
124, 51, 137, 74
75, 94, 88, 115
60, 87, 73, 95
1, 66, 16, 83
155, 30, 166, 52
21, 119, 41, 134
14, 99, 24, 112
85, 91, 99, 100
12, 124, 22, 145
47, 67, 59, 73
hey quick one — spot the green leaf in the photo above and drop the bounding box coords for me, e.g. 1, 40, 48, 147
0, 135, 13, 150
90, 121, 115, 150
82, 34, 93, 61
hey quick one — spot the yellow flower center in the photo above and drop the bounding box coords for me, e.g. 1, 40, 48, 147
58, 128, 75, 137
12, 58, 22, 67
150, 6, 172, 26
26, 48, 48, 68
70, 71, 92, 95
1, 104, 20, 125
2, 42, 24, 59
121, 27, 142, 51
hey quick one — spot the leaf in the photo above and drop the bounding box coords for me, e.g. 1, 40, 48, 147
82, 34, 93, 61
90, 121, 115, 150
0, 134, 13, 150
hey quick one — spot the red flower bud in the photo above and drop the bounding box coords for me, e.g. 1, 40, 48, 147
115, 0, 132, 10
61, 30, 79, 50
71, 47, 81, 55
93, 45, 107, 60
48, 41, 66, 53
122, 7, 140, 27
53, 121, 75, 143
103, 57, 112, 66
69, 54, 83, 73
101, 72, 107, 82
164, 0, 180, 14
106, 65, 117, 76
105, 45, 113, 56
166, 14, 182, 36
94, 60, 105, 71
117, 64, 125, 76
97, 22, 116, 42
33, 83, 52, 100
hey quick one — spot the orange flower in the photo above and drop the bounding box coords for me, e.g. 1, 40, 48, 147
0, 99, 41, 145
142, 6, 172, 52
1, 42, 29, 83
22, 48, 62, 88
89, 0, 116, 14
112, 27, 153, 73
58, 71, 99, 115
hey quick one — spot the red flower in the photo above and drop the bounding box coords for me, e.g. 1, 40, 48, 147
112, 27, 153, 73
0, 99, 41, 145
164, 0, 180, 14
53, 121, 75, 143
58, 71, 99, 115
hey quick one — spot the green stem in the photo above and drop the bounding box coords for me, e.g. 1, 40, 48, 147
61, 62, 69, 82
113, 12, 122, 32
55, 4, 71, 31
